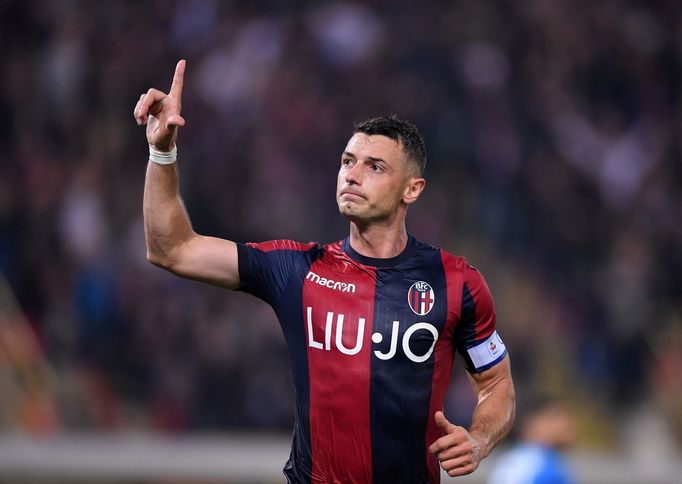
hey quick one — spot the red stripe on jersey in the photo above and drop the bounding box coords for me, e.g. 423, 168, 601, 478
303, 246, 376, 483
463, 267, 497, 341
412, 289, 420, 314
425, 250, 465, 482
246, 240, 318, 253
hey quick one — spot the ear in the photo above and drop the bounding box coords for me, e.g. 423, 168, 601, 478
403, 177, 426, 205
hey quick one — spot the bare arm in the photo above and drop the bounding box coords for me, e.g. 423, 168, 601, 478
134, 60, 239, 289
467, 355, 515, 458
429, 355, 515, 477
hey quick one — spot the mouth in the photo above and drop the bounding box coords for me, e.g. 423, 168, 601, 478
339, 190, 366, 200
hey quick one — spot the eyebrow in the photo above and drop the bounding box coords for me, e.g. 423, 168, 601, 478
342, 151, 387, 163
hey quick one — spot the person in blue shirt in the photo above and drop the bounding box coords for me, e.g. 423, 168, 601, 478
488, 393, 577, 484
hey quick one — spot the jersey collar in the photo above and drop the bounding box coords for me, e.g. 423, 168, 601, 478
343, 234, 417, 268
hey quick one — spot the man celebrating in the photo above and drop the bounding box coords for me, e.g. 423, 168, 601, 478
134, 60, 515, 483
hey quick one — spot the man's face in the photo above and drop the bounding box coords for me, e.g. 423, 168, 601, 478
336, 133, 422, 223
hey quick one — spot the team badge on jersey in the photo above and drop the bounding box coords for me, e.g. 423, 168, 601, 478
407, 281, 435, 316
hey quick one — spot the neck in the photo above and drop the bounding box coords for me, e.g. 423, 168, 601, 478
348, 218, 408, 259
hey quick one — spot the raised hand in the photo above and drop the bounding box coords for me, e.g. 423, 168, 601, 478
428, 410, 482, 477
134, 59, 186, 152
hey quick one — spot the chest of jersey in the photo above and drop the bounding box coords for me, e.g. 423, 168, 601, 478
301, 251, 450, 365
293, 246, 454, 483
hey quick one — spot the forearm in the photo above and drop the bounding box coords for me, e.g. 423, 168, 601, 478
143, 161, 195, 267
469, 371, 515, 459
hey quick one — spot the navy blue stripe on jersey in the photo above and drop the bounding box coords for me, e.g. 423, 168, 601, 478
237, 241, 322, 482
278, 264, 315, 484
369, 242, 449, 484
237, 241, 320, 307
455, 279, 507, 373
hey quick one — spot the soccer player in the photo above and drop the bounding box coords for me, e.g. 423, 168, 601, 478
134, 60, 515, 483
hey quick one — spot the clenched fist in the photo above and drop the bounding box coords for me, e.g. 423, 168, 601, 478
429, 411, 483, 477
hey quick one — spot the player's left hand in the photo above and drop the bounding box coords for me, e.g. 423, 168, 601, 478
428, 411, 483, 477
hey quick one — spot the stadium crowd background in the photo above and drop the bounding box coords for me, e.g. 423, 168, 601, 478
1, 0, 680, 465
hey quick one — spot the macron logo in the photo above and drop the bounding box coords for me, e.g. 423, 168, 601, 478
306, 271, 356, 293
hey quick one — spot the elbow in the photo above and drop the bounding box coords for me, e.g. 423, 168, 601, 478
146, 249, 167, 268
144, 233, 177, 270
146, 247, 174, 270
144, 232, 195, 272
147, 249, 163, 267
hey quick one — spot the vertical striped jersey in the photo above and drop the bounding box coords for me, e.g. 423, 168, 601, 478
237, 235, 507, 484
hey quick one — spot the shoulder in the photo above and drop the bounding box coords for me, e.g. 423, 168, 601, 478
321, 239, 345, 253
244, 239, 321, 253
429, 243, 485, 281
406, 238, 487, 286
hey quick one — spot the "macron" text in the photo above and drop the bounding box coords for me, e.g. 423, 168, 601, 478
306, 271, 356, 293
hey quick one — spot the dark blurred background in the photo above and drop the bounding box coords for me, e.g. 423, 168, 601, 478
0, 0, 680, 481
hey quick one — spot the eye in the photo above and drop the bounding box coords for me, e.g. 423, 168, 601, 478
342, 158, 354, 167
371, 163, 383, 173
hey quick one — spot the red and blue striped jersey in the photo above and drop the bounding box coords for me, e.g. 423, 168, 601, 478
237, 235, 507, 484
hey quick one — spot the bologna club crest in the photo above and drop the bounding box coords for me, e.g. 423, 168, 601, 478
408, 281, 435, 316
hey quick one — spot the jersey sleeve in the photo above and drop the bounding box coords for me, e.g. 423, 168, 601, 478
453, 265, 507, 373
237, 240, 320, 307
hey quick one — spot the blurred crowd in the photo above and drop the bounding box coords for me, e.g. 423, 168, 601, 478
1, 0, 680, 448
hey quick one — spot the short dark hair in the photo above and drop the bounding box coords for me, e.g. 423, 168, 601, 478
353, 114, 427, 176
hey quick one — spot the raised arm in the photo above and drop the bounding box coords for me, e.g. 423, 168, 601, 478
134, 60, 239, 289
429, 355, 515, 477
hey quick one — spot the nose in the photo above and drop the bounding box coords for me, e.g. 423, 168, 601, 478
345, 162, 363, 185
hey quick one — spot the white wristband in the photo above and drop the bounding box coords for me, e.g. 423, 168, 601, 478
149, 145, 177, 165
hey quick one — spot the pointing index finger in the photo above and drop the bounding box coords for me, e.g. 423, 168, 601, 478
169, 59, 186, 99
